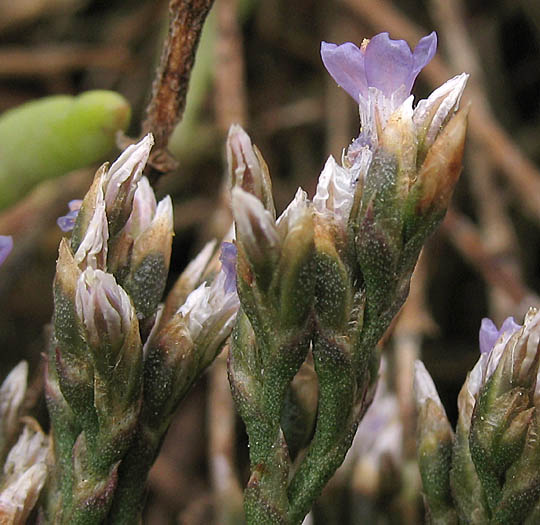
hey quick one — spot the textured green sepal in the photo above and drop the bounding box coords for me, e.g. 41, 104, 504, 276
417, 399, 457, 524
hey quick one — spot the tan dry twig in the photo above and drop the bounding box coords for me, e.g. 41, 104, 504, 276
142, 0, 215, 180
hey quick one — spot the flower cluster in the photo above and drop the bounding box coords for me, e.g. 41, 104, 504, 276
415, 312, 540, 523
227, 30, 469, 525
46, 135, 239, 523
317, 32, 468, 230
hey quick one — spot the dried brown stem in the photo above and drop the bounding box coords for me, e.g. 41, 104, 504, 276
340, 0, 540, 224
142, 0, 215, 180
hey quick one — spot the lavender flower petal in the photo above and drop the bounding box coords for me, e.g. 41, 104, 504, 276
479, 318, 499, 355
410, 32, 437, 84
0, 235, 13, 266
320, 41, 367, 104
499, 316, 521, 336
321, 32, 437, 104
57, 199, 83, 232
479, 316, 521, 355
219, 242, 237, 294
364, 32, 414, 98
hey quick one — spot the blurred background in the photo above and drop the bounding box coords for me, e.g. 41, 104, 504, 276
1, 0, 540, 523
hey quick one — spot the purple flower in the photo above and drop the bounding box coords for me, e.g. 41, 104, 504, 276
57, 199, 83, 232
0, 235, 13, 266
479, 316, 521, 355
321, 32, 437, 104
219, 242, 237, 294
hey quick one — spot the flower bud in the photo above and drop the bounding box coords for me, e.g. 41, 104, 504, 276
232, 187, 280, 291
280, 357, 319, 460
73, 186, 108, 271
143, 266, 239, 427
0, 421, 50, 525
103, 134, 154, 234
0, 361, 28, 461
227, 124, 275, 217
177, 269, 240, 353
414, 361, 456, 524
74, 267, 142, 446
411, 106, 468, 218
275, 193, 315, 328
378, 96, 417, 189
313, 156, 354, 227
161, 240, 217, 323
75, 267, 135, 352
414, 73, 469, 154
107, 175, 174, 319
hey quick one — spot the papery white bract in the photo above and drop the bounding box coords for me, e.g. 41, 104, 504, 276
73, 187, 108, 270
104, 134, 154, 210
178, 269, 240, 349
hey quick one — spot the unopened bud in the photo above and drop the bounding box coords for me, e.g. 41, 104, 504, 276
227, 124, 275, 217
232, 187, 280, 290
379, 96, 417, 187
413, 106, 468, 217
161, 240, 217, 323
313, 156, 354, 226
75, 267, 135, 351
276, 197, 315, 328
414, 361, 456, 523
73, 186, 108, 270
0, 421, 50, 525
103, 133, 154, 234
122, 194, 173, 319
0, 361, 28, 460
177, 269, 240, 353
414, 73, 469, 154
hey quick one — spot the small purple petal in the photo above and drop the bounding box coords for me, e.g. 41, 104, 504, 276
364, 32, 414, 97
321, 32, 438, 103
479, 316, 521, 355
479, 318, 499, 355
411, 31, 437, 80
219, 242, 237, 294
321, 41, 367, 104
499, 316, 521, 337
68, 199, 83, 212
0, 235, 13, 266
57, 199, 82, 232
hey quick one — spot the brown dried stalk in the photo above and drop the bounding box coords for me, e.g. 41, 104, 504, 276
142, 0, 215, 180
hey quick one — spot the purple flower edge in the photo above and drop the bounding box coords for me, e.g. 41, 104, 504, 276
219, 242, 237, 294
0, 235, 13, 266
320, 31, 437, 103
479, 316, 521, 355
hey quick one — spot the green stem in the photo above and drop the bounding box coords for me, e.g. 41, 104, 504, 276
287, 331, 356, 525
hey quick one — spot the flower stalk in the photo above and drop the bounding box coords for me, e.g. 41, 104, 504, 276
228, 31, 468, 523
45, 135, 238, 523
